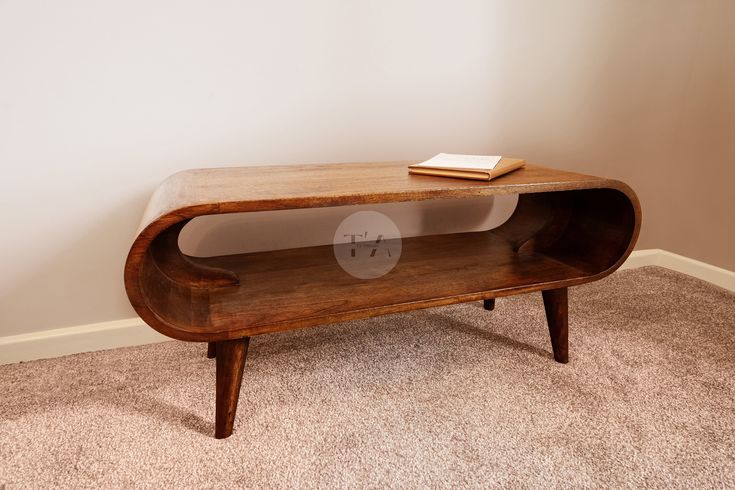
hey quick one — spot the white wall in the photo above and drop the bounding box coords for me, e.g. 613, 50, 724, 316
1, 0, 733, 337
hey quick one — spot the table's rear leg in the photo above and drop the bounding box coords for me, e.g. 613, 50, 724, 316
215, 337, 250, 438
207, 342, 217, 359
542, 288, 569, 363
483, 298, 495, 311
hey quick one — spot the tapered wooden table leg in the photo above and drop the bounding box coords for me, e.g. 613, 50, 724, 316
542, 288, 568, 364
483, 298, 495, 311
207, 342, 217, 359
215, 337, 250, 439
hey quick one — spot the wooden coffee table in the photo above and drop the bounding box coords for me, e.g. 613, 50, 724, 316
124, 162, 641, 438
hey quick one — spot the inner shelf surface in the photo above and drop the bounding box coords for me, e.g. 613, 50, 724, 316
183, 230, 595, 337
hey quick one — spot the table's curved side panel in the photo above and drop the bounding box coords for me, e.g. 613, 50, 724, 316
125, 212, 240, 341
549, 184, 641, 281
492, 182, 641, 283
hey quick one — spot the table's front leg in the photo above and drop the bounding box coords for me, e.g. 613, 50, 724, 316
215, 337, 251, 439
542, 287, 569, 363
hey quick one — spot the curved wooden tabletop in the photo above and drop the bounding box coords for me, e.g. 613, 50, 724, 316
137, 162, 629, 234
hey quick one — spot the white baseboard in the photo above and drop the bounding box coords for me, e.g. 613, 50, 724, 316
1, 249, 732, 366
618, 249, 661, 271
0, 318, 166, 365
620, 249, 735, 292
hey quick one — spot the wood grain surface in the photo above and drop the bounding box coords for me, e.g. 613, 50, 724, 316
135, 162, 620, 233
125, 161, 640, 342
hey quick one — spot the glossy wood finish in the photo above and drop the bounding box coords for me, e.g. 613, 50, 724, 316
483, 299, 495, 311
542, 288, 569, 363
124, 161, 641, 438
207, 342, 216, 359
215, 337, 250, 439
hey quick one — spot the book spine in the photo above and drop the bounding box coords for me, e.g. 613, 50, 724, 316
488, 160, 526, 179
408, 168, 490, 181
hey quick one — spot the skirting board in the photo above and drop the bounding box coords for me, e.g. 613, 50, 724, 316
618, 249, 735, 291
0, 319, 167, 366
1, 249, 733, 366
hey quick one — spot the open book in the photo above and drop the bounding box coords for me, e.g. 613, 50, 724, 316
408, 153, 526, 181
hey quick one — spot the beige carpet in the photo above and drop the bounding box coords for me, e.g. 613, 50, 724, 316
1, 266, 733, 488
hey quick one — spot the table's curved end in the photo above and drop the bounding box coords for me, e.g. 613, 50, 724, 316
492, 180, 641, 286
125, 214, 241, 341
588, 181, 642, 279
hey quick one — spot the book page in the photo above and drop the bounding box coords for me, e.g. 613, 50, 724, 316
413, 153, 502, 170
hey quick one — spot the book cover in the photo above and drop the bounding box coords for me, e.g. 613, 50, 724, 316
408, 154, 526, 181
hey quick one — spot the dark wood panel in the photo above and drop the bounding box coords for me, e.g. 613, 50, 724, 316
134, 228, 595, 340
203, 230, 591, 337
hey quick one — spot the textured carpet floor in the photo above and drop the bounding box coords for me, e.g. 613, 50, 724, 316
1, 266, 734, 488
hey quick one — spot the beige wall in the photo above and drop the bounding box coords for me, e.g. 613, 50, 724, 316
498, 1, 735, 270
1, 0, 733, 337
